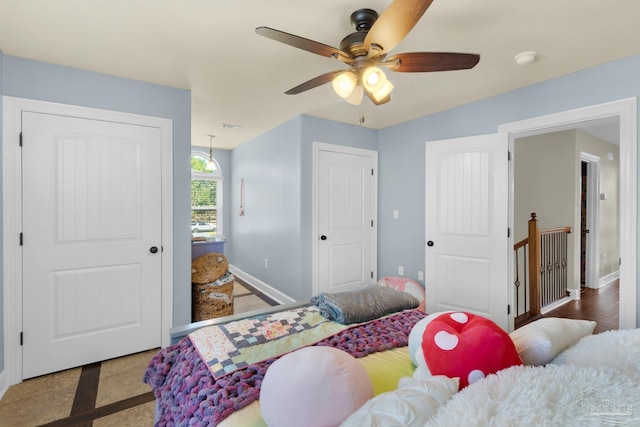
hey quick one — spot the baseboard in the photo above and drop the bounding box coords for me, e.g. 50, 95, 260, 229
568, 288, 581, 299
228, 265, 296, 304
0, 369, 9, 400
541, 296, 572, 314
599, 270, 620, 288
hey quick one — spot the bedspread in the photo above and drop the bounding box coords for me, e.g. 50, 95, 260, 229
144, 309, 426, 427
189, 306, 348, 379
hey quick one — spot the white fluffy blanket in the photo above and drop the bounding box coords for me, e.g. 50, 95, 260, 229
551, 328, 640, 376
426, 364, 640, 426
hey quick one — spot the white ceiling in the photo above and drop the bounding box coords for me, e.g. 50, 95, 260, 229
1, 0, 638, 149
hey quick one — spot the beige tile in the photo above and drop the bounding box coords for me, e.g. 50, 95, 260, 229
96, 349, 158, 407
0, 367, 81, 427
235, 294, 271, 313
93, 400, 156, 427
233, 282, 250, 295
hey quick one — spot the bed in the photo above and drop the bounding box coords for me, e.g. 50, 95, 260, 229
144, 290, 640, 427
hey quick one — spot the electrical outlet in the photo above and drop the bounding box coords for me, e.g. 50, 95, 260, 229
264, 259, 269, 268
398, 265, 404, 276
418, 270, 424, 281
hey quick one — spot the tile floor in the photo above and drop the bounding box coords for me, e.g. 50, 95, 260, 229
0, 280, 274, 427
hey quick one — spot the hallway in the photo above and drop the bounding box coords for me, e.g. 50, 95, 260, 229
543, 280, 619, 334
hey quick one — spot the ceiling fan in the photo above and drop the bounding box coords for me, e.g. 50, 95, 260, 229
256, 0, 480, 106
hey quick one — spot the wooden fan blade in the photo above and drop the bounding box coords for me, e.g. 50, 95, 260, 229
381, 52, 480, 72
364, 0, 433, 57
285, 70, 344, 95
256, 27, 351, 63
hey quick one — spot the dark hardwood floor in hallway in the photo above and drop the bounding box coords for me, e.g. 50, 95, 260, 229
543, 279, 619, 334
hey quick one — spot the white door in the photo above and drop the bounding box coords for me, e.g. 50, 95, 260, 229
425, 134, 509, 329
316, 145, 377, 294
21, 111, 163, 378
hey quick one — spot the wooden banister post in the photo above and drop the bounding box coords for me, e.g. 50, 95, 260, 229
528, 213, 541, 315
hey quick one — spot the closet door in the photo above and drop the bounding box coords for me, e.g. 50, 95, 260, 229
22, 111, 162, 378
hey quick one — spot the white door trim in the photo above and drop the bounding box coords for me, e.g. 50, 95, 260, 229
311, 142, 378, 297
580, 152, 601, 290
499, 97, 637, 329
2, 96, 174, 386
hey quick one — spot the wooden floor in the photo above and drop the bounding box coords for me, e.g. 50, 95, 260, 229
541, 280, 619, 334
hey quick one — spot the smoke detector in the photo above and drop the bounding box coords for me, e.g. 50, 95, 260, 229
514, 51, 537, 66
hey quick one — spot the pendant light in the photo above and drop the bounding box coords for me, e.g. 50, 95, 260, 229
206, 135, 216, 170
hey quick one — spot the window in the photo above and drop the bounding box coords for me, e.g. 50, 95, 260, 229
191, 150, 222, 236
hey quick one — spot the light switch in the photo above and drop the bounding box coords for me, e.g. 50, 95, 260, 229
393, 209, 399, 220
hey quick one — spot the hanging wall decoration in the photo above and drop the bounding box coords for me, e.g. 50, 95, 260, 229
239, 178, 245, 216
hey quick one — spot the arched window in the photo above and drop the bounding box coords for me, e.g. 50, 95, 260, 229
191, 150, 223, 236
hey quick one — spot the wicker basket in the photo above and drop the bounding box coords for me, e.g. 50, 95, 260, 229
192, 272, 235, 321
192, 253, 229, 285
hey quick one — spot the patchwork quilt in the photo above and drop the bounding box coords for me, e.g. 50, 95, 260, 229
145, 309, 426, 427
189, 306, 348, 379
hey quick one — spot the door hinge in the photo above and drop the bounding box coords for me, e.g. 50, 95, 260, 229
371, 271, 374, 279
507, 227, 511, 238
20, 332, 23, 346
371, 219, 374, 227
507, 304, 511, 315
19, 132, 23, 147
20, 232, 23, 246
508, 150, 511, 161
371, 168, 374, 176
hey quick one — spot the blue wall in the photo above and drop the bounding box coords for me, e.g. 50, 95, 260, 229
227, 53, 640, 327
3, 50, 640, 377
377, 53, 640, 325
228, 115, 377, 300
0, 55, 193, 379
228, 117, 303, 298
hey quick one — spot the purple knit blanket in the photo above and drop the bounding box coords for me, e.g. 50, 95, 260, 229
144, 309, 426, 427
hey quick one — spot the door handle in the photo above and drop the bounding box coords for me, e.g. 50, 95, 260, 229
320, 235, 327, 241
149, 246, 159, 254
427, 240, 434, 247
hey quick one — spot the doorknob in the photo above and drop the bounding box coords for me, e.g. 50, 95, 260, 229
149, 246, 159, 254
427, 240, 434, 247
320, 235, 327, 241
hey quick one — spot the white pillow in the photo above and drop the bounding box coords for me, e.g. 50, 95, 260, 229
340, 376, 459, 426
509, 317, 596, 365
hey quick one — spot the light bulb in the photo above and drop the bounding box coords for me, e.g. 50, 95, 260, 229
370, 80, 394, 102
361, 66, 387, 93
345, 85, 364, 105
332, 71, 357, 98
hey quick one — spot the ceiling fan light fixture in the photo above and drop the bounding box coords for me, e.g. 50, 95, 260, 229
370, 80, 394, 102
332, 70, 358, 98
361, 66, 387, 92
345, 84, 364, 105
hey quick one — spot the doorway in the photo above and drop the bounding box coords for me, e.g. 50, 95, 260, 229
501, 97, 636, 329
3, 97, 174, 386
312, 142, 378, 296
579, 153, 603, 290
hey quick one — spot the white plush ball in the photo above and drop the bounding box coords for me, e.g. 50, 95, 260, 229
408, 311, 453, 366
260, 346, 373, 427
